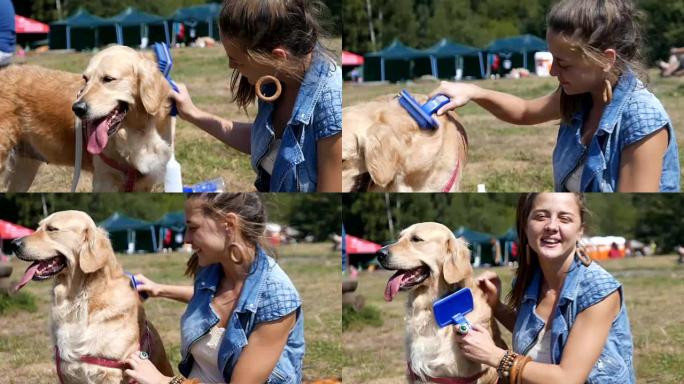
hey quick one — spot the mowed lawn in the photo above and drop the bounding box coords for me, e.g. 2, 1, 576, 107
0, 242, 341, 383
343, 71, 684, 192
342, 255, 684, 384
10, 38, 341, 192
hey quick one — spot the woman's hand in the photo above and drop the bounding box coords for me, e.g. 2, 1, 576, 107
169, 82, 199, 120
476, 271, 502, 309
134, 274, 162, 298
428, 81, 483, 115
124, 351, 172, 384
454, 323, 506, 367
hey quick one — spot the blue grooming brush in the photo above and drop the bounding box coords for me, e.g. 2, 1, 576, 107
398, 89, 450, 130
153, 42, 179, 116
125, 272, 149, 300
433, 287, 474, 334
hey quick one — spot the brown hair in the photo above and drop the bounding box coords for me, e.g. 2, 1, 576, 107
547, 0, 646, 122
506, 193, 590, 310
184, 193, 269, 277
219, 0, 331, 109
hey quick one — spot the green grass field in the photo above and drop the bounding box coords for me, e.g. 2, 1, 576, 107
342, 255, 684, 384
0, 242, 341, 383
11, 38, 341, 192
343, 71, 684, 192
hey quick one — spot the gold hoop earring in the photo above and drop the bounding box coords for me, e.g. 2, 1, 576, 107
603, 79, 613, 104
255, 75, 282, 102
228, 243, 244, 265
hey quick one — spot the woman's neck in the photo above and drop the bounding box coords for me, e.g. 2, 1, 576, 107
538, 248, 576, 291
219, 243, 256, 283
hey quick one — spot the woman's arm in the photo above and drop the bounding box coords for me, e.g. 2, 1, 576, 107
230, 312, 297, 383
477, 272, 517, 332
457, 290, 620, 384
429, 82, 561, 125
170, 83, 253, 154
618, 128, 668, 192
317, 134, 342, 192
134, 274, 194, 303
515, 290, 621, 384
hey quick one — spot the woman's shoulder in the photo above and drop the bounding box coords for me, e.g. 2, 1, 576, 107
254, 258, 301, 322
309, 56, 342, 140
575, 261, 621, 312
619, 84, 671, 145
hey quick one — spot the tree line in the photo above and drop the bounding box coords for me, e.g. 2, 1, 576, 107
342, 0, 684, 64
343, 193, 684, 253
13, 0, 341, 36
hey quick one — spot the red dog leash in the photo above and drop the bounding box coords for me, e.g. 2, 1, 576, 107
98, 153, 143, 192
442, 157, 461, 192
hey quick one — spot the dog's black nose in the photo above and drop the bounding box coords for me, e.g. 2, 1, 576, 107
11, 237, 23, 248
72, 101, 88, 117
376, 246, 389, 263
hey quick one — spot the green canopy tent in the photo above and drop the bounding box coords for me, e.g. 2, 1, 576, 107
99, 213, 157, 253
485, 34, 548, 75
155, 211, 186, 251
104, 7, 170, 48
453, 226, 498, 266
49, 9, 112, 50
169, 3, 221, 43
364, 39, 428, 82
415, 38, 485, 79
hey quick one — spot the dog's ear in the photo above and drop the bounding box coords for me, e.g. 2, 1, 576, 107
137, 56, 168, 116
79, 226, 114, 274
364, 123, 400, 188
443, 236, 472, 285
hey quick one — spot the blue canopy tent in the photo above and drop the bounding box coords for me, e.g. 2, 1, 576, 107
155, 211, 186, 251
364, 39, 428, 82
485, 34, 548, 75
49, 9, 111, 50
498, 227, 518, 264
104, 7, 170, 47
169, 3, 221, 43
99, 213, 157, 253
416, 39, 485, 79
453, 226, 498, 266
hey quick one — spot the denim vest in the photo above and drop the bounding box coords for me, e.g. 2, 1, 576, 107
0, 0, 15, 54
553, 71, 680, 192
251, 48, 342, 192
178, 247, 305, 383
512, 257, 635, 383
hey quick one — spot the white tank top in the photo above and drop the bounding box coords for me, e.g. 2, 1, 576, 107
526, 326, 553, 364
188, 325, 227, 383
260, 139, 282, 175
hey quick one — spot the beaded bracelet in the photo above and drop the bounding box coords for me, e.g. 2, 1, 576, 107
169, 376, 184, 384
496, 350, 519, 383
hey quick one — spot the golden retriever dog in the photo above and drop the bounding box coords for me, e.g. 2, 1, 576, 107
13, 210, 173, 383
0, 45, 173, 192
377, 222, 505, 384
342, 95, 468, 192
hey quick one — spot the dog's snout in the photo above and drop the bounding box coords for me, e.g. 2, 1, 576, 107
376, 246, 389, 263
11, 237, 24, 248
72, 101, 88, 117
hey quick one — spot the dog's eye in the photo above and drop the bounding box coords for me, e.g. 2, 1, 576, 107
102, 76, 116, 83
46, 225, 58, 232
82, 75, 89, 83
411, 235, 424, 243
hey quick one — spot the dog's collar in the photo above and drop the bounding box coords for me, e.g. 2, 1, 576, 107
98, 153, 143, 192
407, 361, 488, 384
442, 157, 461, 192
55, 321, 152, 383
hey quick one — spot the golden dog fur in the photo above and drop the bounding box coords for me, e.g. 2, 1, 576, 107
14, 210, 173, 383
0, 45, 173, 191
342, 95, 468, 192
379, 222, 505, 384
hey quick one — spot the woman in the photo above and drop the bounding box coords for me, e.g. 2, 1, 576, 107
454, 193, 634, 383
172, 0, 341, 192
125, 193, 304, 384
430, 0, 679, 192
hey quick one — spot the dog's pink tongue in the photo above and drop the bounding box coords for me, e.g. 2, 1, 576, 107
384, 270, 406, 302
86, 117, 111, 155
14, 262, 39, 292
